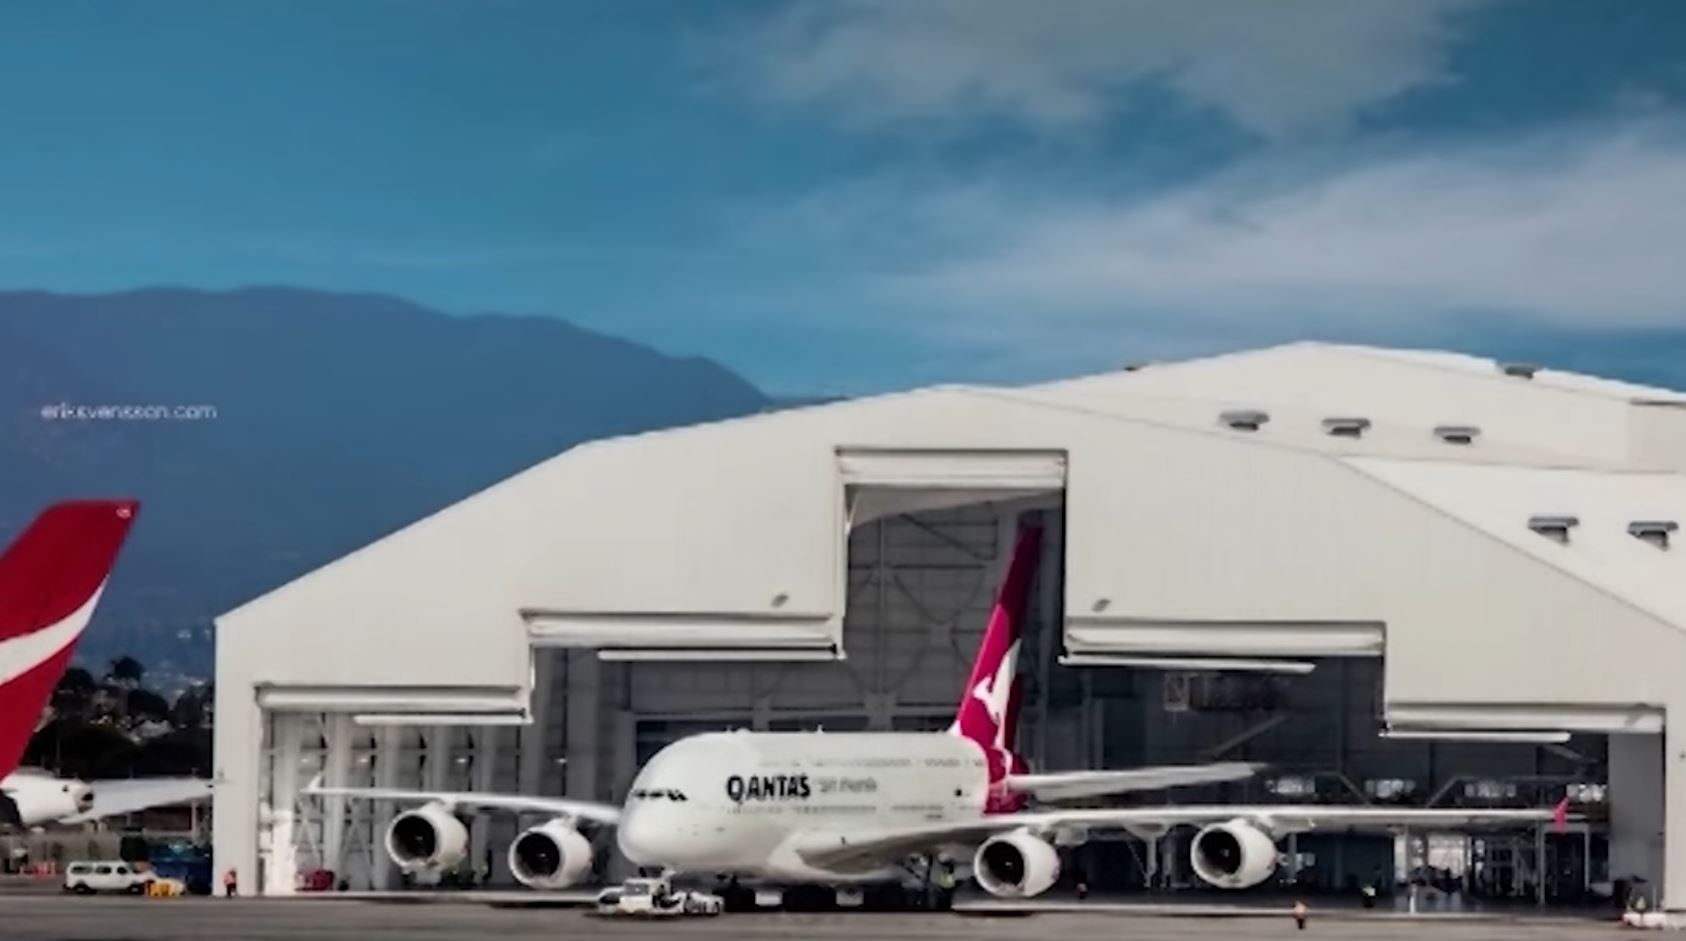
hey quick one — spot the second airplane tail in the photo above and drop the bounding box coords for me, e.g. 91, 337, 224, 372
0, 500, 140, 776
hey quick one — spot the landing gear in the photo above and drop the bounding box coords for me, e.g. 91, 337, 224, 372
719, 880, 757, 913
781, 884, 839, 912
861, 884, 920, 911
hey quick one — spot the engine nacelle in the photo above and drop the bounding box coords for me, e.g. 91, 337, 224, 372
972, 829, 1061, 898
508, 818, 594, 890
4, 774, 92, 826
384, 802, 469, 874
1190, 818, 1280, 889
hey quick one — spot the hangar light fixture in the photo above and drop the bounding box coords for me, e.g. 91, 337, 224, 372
1381, 728, 1571, 744
1565, 782, 1608, 804
1499, 362, 1540, 379
1629, 520, 1678, 549
1528, 515, 1579, 544
1364, 778, 1418, 799
1266, 775, 1318, 797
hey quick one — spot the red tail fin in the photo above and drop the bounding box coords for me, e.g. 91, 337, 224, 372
0, 500, 140, 776
951, 523, 1042, 805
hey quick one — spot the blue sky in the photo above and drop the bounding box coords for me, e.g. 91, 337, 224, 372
2, 0, 1684, 394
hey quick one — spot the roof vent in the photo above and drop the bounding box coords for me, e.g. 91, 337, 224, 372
1628, 520, 1678, 550
1528, 515, 1579, 544
1220, 408, 1267, 435
1219, 409, 1269, 432
1433, 424, 1481, 445
1499, 362, 1540, 380
1322, 417, 1371, 439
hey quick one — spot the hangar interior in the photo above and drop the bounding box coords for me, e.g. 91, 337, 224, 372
216, 343, 1686, 910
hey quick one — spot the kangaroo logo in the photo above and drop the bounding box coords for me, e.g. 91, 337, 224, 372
970, 639, 1019, 763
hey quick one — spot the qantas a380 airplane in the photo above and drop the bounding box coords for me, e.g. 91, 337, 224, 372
314, 524, 1564, 905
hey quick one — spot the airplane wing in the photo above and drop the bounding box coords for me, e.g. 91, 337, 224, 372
302, 780, 621, 826
61, 777, 214, 824
1006, 762, 1262, 803
795, 804, 1565, 873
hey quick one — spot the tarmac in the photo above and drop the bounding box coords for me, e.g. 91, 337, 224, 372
0, 892, 1636, 941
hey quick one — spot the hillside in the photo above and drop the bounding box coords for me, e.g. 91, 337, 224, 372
0, 287, 770, 683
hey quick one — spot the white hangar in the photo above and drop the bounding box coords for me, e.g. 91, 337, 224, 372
213, 342, 1686, 909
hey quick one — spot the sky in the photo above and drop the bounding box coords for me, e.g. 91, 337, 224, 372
1, 0, 1684, 394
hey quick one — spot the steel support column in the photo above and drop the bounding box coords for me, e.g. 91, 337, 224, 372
565, 652, 601, 801
322, 714, 353, 879
1665, 700, 1686, 914
519, 652, 554, 796
266, 714, 304, 896
470, 726, 499, 882
372, 724, 402, 889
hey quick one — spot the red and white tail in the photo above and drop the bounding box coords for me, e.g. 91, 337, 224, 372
950, 523, 1042, 810
0, 500, 140, 777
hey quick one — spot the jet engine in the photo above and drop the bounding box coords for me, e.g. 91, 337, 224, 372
508, 818, 594, 890
384, 802, 469, 874
1190, 818, 1280, 889
4, 775, 92, 826
972, 829, 1061, 898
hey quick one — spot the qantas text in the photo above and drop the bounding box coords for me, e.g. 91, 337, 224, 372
725, 774, 812, 803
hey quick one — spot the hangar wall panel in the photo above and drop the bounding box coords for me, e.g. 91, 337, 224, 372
1632, 403, 1686, 472
1049, 417, 1686, 711
1611, 733, 1666, 891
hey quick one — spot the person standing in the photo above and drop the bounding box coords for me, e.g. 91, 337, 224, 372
934, 861, 957, 911
222, 868, 237, 898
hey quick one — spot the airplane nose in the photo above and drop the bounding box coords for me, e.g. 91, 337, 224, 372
617, 810, 674, 867
617, 810, 653, 864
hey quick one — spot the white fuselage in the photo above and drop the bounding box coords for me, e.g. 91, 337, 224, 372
616, 731, 992, 882
1, 770, 93, 826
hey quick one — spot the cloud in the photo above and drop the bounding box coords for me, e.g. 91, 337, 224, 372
727, 0, 1490, 137
753, 122, 1686, 335
917, 125, 1686, 329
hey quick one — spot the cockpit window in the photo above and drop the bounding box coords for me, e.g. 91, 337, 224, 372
629, 788, 688, 801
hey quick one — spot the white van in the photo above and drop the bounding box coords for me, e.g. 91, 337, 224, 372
63, 860, 152, 894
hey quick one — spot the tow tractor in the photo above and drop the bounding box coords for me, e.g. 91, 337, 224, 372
594, 876, 724, 917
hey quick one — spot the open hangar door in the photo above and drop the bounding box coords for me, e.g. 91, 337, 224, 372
619, 494, 1064, 725
611, 490, 1071, 796
260, 449, 1078, 892
1058, 655, 1614, 902
259, 712, 540, 892
529, 447, 1077, 879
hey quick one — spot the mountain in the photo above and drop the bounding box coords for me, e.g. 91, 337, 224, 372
0, 287, 770, 682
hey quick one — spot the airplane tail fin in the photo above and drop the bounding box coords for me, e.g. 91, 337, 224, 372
950, 523, 1042, 791
0, 500, 140, 776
